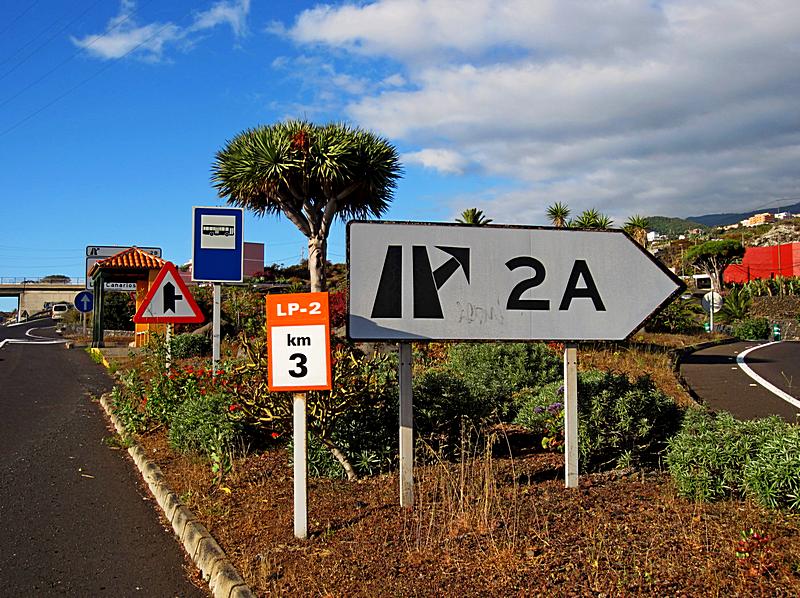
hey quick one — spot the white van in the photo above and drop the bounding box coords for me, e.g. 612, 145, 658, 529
51, 303, 69, 320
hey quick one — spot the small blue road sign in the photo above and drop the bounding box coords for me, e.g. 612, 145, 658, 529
74, 290, 94, 313
192, 206, 244, 283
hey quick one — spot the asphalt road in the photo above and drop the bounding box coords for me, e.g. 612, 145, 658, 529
680, 340, 800, 422
0, 319, 206, 596
743, 340, 800, 401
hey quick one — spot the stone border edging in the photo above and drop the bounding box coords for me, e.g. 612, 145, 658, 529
98, 393, 254, 598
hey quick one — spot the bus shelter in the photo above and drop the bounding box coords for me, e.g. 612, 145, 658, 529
89, 246, 165, 348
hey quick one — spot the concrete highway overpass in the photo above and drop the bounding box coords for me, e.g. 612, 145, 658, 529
0, 279, 86, 317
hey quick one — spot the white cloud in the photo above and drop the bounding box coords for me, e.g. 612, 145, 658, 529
73, 0, 250, 61
403, 148, 466, 174
190, 0, 251, 38
288, 0, 666, 63
281, 0, 800, 221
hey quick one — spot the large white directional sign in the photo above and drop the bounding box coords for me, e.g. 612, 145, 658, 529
348, 221, 684, 341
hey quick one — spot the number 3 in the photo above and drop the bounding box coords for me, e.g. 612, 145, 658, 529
288, 353, 308, 378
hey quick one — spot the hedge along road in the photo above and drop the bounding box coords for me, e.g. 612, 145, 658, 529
0, 320, 206, 596
680, 340, 800, 422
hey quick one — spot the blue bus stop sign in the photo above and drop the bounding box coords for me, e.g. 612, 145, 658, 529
192, 206, 244, 283
74, 290, 94, 313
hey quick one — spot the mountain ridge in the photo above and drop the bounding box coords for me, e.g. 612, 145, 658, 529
686, 201, 800, 227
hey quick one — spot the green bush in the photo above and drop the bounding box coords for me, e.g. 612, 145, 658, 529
109, 385, 147, 434
168, 390, 241, 458
744, 426, 800, 511
731, 316, 770, 340
666, 409, 788, 501
644, 297, 703, 334
413, 369, 487, 457
103, 292, 136, 331
231, 340, 399, 478
445, 342, 561, 418
515, 369, 682, 470
577, 370, 682, 470
170, 333, 211, 359
513, 382, 564, 450
514, 382, 563, 435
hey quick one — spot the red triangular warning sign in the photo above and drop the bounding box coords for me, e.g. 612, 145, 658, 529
133, 262, 205, 324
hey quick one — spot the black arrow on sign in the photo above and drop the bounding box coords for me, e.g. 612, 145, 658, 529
163, 282, 182, 314
432, 246, 470, 288
414, 246, 470, 318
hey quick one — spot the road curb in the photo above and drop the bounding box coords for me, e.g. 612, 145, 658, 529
98, 393, 254, 598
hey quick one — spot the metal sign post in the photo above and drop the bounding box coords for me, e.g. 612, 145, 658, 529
165, 323, 172, 372
74, 290, 94, 339
701, 291, 723, 334
266, 293, 332, 539
399, 343, 413, 507
563, 343, 579, 488
212, 284, 221, 372
293, 392, 308, 539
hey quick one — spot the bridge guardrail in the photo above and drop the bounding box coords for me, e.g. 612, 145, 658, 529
0, 278, 87, 285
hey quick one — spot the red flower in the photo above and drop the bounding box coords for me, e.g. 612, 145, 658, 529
229, 404, 239, 412
271, 432, 281, 439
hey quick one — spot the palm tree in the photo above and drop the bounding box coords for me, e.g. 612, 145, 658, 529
456, 208, 493, 225
211, 120, 401, 292
624, 215, 650, 247
572, 208, 613, 229
546, 202, 571, 228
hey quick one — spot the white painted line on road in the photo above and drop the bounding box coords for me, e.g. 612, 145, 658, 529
25, 326, 55, 340
736, 341, 800, 410
0, 338, 67, 350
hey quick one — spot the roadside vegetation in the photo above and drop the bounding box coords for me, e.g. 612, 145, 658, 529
94, 164, 800, 593
99, 275, 800, 595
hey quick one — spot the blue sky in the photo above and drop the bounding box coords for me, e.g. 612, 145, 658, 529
2, 1, 799, 310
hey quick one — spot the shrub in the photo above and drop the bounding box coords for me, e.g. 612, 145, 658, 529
168, 390, 241, 458
413, 369, 488, 457
666, 409, 788, 501
577, 370, 682, 470
170, 333, 211, 359
514, 382, 563, 434
644, 297, 704, 334
515, 369, 682, 470
230, 338, 399, 478
109, 385, 147, 434
514, 383, 564, 450
744, 426, 800, 511
731, 317, 770, 340
445, 342, 561, 419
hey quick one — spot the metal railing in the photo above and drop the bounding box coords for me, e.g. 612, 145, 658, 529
0, 277, 87, 285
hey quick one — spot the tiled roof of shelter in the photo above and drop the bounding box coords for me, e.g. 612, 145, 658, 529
89, 247, 165, 275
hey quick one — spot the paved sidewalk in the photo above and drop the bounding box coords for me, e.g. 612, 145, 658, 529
0, 342, 207, 596
680, 341, 800, 422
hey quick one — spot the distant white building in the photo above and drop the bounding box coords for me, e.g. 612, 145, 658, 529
774, 211, 793, 220
646, 231, 666, 243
